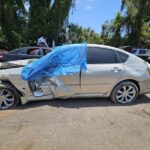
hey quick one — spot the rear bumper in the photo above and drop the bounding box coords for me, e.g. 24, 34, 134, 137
139, 80, 150, 94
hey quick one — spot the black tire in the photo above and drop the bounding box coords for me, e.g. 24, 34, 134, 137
0, 84, 20, 110
111, 81, 138, 104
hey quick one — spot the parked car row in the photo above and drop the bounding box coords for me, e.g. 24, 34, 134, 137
0, 44, 150, 110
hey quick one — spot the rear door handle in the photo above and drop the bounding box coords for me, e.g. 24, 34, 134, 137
112, 67, 122, 72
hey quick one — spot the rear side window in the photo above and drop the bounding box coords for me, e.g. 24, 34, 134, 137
115, 51, 129, 63
87, 47, 117, 64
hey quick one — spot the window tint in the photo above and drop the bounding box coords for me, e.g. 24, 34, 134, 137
132, 50, 137, 54
139, 49, 146, 54
115, 51, 129, 63
9, 48, 25, 54
19, 49, 27, 54
87, 47, 117, 64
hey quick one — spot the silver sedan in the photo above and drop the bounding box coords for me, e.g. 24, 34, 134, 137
0, 44, 150, 109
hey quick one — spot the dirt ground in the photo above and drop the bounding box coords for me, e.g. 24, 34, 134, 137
0, 95, 150, 150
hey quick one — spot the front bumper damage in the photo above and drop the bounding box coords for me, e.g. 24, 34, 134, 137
30, 77, 75, 98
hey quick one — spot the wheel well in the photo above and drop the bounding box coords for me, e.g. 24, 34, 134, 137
1, 80, 24, 97
115, 79, 140, 93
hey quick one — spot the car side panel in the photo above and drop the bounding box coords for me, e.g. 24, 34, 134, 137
81, 64, 125, 94
57, 74, 81, 95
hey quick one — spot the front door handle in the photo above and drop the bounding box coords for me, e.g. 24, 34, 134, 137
112, 67, 122, 72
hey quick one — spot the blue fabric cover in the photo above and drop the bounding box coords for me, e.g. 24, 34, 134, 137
21, 43, 87, 81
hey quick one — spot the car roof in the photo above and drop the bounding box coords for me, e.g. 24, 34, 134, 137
88, 44, 122, 50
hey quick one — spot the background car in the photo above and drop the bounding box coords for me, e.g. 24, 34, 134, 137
120, 46, 150, 63
0, 47, 52, 62
0, 44, 150, 109
132, 48, 150, 62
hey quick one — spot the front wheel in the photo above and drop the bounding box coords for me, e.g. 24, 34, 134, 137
111, 81, 138, 104
0, 84, 20, 110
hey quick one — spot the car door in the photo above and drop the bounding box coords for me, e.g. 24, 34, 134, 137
81, 46, 125, 94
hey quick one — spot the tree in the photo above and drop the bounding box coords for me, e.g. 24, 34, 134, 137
101, 21, 111, 45
121, 0, 150, 46
109, 12, 125, 46
101, 13, 125, 47
26, 0, 50, 44
0, 26, 7, 49
0, 0, 75, 48
141, 22, 150, 48
66, 24, 103, 44
27, 0, 75, 45
101, 0, 150, 48
0, 0, 26, 49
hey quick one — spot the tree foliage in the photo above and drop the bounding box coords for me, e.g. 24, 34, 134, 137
0, 0, 75, 49
101, 0, 150, 48
121, 0, 150, 46
101, 12, 125, 47
66, 24, 103, 44
0, 0, 26, 49
0, 0, 149, 49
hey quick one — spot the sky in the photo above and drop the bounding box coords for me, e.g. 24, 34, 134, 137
69, 0, 122, 33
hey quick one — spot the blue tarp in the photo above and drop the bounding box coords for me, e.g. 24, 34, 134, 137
21, 43, 87, 81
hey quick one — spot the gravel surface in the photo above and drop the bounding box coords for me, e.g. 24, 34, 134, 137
0, 95, 150, 150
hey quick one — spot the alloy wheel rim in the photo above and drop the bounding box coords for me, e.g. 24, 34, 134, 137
0, 89, 15, 109
116, 85, 136, 104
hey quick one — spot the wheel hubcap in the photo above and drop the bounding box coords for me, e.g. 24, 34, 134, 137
116, 85, 136, 104
0, 89, 15, 109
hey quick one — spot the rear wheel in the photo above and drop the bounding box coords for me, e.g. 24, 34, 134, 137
0, 84, 20, 110
111, 81, 138, 104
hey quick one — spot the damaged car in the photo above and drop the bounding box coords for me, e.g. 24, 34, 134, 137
0, 44, 150, 110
